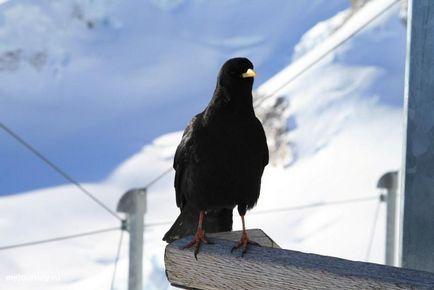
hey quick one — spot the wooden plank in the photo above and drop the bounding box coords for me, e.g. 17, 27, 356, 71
165, 230, 434, 290
207, 229, 281, 249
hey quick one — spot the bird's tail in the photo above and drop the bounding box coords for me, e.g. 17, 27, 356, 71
162, 206, 233, 243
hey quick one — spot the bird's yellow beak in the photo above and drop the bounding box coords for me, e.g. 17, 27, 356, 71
241, 68, 256, 78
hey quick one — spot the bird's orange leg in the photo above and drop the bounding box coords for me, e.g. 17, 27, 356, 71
182, 210, 210, 259
231, 215, 260, 257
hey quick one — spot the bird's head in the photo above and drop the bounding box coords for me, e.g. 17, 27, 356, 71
216, 57, 256, 103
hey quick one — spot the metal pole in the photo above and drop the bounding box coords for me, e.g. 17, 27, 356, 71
401, 0, 434, 272
117, 188, 147, 290
377, 171, 398, 266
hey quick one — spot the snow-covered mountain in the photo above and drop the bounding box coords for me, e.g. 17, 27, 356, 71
0, 0, 406, 289
0, 0, 349, 194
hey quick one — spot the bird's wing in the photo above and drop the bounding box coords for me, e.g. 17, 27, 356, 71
255, 116, 269, 168
173, 114, 201, 209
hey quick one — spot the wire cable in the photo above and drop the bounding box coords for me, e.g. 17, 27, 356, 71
0, 226, 120, 251
253, 0, 400, 107
0, 2, 400, 198
252, 195, 380, 216
110, 230, 124, 290
143, 195, 380, 228
138, 1, 401, 191
0, 195, 380, 251
365, 198, 383, 261
0, 122, 123, 222
0, 0, 400, 233
143, 167, 173, 189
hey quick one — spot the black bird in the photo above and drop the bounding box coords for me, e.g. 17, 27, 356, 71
163, 57, 269, 258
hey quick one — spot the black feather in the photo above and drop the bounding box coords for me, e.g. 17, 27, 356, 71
163, 57, 268, 242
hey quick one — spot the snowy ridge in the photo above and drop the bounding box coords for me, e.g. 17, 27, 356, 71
0, 0, 349, 195
256, 0, 399, 98
0, 1, 405, 289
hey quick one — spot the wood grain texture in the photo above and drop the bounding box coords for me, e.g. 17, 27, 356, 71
207, 229, 281, 249
165, 230, 434, 289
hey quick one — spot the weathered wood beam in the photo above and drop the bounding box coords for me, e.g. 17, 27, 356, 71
207, 229, 281, 249
165, 230, 434, 290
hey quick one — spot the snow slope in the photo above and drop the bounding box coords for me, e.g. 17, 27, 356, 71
0, 0, 349, 195
0, 1, 406, 289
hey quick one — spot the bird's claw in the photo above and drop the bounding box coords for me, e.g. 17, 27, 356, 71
182, 229, 210, 260
231, 233, 260, 257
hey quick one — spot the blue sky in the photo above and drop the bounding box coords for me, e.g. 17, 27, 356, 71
0, 0, 350, 195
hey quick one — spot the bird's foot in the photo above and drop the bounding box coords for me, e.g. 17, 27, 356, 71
182, 228, 211, 260
231, 231, 260, 257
